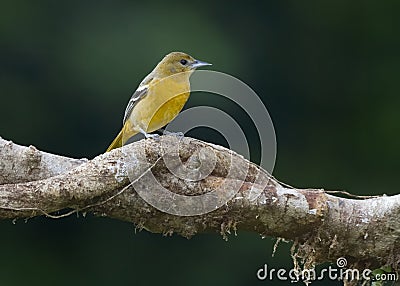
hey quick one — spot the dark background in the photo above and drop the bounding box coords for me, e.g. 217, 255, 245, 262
1, 1, 399, 285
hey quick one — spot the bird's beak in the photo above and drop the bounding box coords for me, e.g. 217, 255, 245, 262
191, 60, 212, 69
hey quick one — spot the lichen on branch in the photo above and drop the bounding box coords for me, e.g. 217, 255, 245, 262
0, 136, 399, 273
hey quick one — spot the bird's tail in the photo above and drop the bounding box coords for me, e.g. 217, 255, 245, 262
106, 128, 138, 152
106, 130, 124, 152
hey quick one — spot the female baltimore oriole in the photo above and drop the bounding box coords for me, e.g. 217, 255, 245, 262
106, 52, 211, 152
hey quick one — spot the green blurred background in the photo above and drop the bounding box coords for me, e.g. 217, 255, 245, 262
1, 1, 399, 285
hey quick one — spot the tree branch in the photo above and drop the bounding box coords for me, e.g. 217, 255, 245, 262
0, 136, 399, 271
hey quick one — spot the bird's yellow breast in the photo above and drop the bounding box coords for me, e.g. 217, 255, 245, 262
129, 76, 190, 133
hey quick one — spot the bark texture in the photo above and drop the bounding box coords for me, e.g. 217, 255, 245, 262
0, 136, 399, 272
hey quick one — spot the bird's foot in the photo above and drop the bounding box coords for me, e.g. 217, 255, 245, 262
162, 130, 185, 138
145, 133, 160, 141
139, 128, 160, 141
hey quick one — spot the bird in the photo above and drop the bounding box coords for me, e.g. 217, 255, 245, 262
106, 52, 211, 152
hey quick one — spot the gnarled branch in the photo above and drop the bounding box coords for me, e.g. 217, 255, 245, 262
0, 136, 399, 271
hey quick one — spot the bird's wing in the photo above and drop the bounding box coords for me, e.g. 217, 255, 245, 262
122, 84, 149, 125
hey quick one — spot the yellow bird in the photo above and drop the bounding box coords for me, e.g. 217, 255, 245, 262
106, 52, 211, 152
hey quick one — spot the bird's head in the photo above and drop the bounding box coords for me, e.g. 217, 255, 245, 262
155, 52, 211, 77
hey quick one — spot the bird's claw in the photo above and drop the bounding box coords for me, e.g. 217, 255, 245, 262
145, 133, 160, 141
163, 130, 184, 138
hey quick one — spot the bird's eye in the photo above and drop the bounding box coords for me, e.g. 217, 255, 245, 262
180, 59, 188, 65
